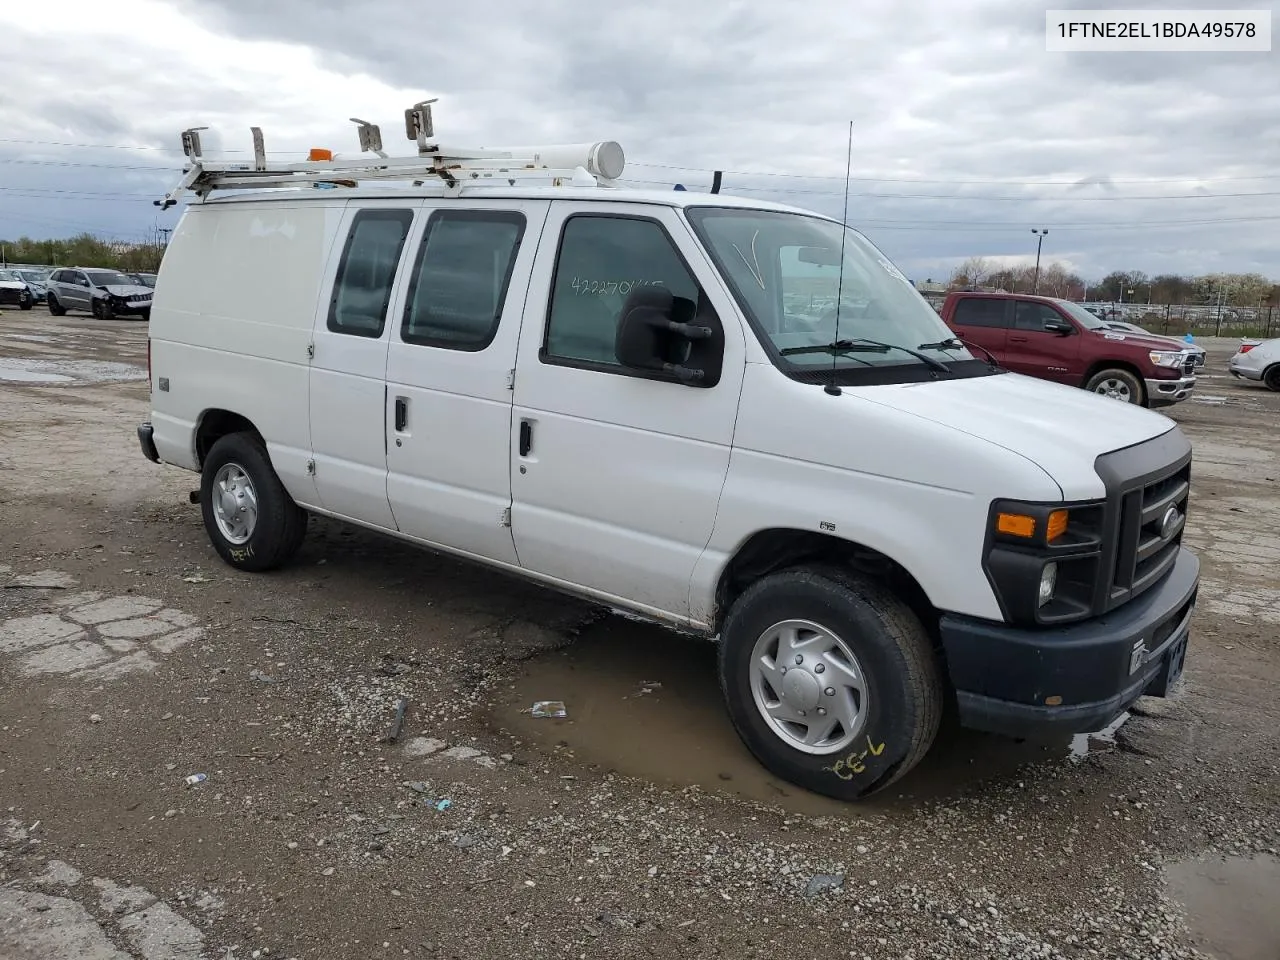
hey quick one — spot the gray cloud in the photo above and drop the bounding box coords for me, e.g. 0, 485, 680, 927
0, 0, 1276, 282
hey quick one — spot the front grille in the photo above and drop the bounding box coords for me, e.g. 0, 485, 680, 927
1111, 461, 1189, 605
1094, 429, 1193, 615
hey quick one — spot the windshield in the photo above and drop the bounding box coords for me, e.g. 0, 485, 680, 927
685, 208, 978, 378
1054, 299, 1109, 330
0, 270, 19, 282
86, 270, 133, 287
17, 271, 46, 282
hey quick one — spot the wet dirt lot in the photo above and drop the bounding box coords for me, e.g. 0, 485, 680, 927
0, 310, 1277, 960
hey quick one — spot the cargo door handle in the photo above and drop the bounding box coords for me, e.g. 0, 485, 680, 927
519, 419, 533, 457
394, 396, 408, 432
1009, 335, 1028, 343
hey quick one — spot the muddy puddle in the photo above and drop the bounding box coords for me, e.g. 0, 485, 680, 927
1164, 853, 1280, 959
0, 358, 144, 384
499, 615, 1070, 817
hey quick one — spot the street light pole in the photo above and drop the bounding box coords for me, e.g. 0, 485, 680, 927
1031, 228, 1048, 294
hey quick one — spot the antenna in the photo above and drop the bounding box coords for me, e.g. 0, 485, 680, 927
825, 121, 854, 397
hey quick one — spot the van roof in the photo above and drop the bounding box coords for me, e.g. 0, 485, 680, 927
192, 184, 837, 221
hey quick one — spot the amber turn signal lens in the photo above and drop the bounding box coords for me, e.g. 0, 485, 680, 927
1046, 509, 1069, 542
309, 147, 333, 161
996, 513, 1036, 537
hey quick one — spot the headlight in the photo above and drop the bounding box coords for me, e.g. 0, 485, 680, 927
985, 498, 1105, 626
1038, 562, 1058, 607
1149, 350, 1185, 368
994, 507, 1069, 544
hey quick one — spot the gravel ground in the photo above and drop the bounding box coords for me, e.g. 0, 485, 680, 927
0, 312, 1277, 960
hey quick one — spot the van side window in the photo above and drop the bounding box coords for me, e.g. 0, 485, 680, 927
543, 215, 702, 369
400, 210, 525, 351
327, 209, 414, 337
952, 298, 1008, 328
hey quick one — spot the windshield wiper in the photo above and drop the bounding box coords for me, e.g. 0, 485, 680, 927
918, 336, 1002, 370
782, 337, 949, 374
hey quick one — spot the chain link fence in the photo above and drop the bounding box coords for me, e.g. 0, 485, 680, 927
1091, 303, 1277, 339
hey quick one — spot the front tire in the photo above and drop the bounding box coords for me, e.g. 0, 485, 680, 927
47, 294, 66, 316
92, 299, 114, 321
200, 432, 307, 572
718, 566, 943, 801
1085, 368, 1145, 405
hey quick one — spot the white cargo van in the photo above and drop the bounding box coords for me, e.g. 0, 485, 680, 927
138, 107, 1199, 800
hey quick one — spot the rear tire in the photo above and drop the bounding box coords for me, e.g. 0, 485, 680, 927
717, 565, 943, 801
200, 432, 307, 572
1085, 368, 1145, 405
47, 294, 66, 316
1264, 365, 1280, 393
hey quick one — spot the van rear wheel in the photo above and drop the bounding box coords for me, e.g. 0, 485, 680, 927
199, 432, 307, 572
717, 566, 943, 801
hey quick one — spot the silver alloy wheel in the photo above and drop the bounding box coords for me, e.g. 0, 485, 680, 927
1094, 377, 1132, 402
748, 619, 868, 755
211, 462, 258, 545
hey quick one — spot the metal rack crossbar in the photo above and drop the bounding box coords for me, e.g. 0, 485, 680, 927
156, 100, 627, 209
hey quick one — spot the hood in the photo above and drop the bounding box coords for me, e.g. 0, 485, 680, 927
1089, 328, 1194, 353
99, 283, 152, 297
0, 279, 25, 290
856, 371, 1175, 500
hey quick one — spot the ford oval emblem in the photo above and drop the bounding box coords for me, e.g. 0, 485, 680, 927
1160, 506, 1181, 539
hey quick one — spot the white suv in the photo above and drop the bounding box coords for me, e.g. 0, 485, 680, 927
137, 116, 1199, 800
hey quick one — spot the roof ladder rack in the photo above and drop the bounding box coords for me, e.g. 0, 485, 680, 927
155, 99, 626, 209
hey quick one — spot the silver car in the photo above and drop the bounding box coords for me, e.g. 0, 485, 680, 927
1229, 337, 1280, 391
46, 267, 154, 321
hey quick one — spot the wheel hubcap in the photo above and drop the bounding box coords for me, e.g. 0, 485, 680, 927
211, 462, 258, 545
748, 619, 868, 755
1095, 378, 1130, 401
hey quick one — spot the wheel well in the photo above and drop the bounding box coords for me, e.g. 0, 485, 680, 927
1264, 362, 1280, 384
194, 410, 261, 466
1082, 360, 1146, 397
713, 529, 936, 634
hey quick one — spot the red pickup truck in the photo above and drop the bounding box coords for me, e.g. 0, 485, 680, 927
940, 292, 1197, 408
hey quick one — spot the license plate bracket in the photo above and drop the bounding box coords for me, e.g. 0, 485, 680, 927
1148, 631, 1189, 697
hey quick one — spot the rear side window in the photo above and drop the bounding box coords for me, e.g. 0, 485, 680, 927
327, 209, 414, 337
1014, 301, 1064, 331
400, 210, 526, 351
544, 214, 701, 368
952, 298, 1008, 328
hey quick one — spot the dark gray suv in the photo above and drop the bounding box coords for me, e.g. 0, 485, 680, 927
46, 267, 154, 321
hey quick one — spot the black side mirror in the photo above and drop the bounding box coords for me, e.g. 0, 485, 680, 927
1044, 320, 1073, 335
614, 287, 723, 387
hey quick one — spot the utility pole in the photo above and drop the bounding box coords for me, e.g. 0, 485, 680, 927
1031, 228, 1048, 294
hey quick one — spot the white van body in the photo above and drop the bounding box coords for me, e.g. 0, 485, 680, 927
140, 163, 1199, 801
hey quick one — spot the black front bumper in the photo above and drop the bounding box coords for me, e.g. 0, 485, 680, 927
137, 422, 160, 463
940, 547, 1199, 738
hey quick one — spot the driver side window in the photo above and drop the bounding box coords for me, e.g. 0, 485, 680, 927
1014, 302, 1065, 331
543, 214, 702, 370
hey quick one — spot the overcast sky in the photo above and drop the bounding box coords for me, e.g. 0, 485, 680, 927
0, 0, 1276, 283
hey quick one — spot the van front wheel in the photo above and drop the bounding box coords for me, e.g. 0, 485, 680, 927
199, 432, 307, 572
717, 566, 943, 801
